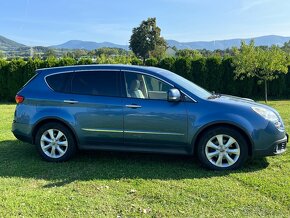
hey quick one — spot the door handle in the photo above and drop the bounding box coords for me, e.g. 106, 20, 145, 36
125, 104, 142, 109
64, 100, 79, 104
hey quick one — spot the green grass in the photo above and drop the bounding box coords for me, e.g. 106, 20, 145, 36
0, 101, 289, 217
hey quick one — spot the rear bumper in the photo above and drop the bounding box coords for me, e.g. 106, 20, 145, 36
12, 121, 33, 144
12, 132, 33, 144
254, 133, 288, 156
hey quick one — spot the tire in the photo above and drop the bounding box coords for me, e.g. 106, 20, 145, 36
197, 127, 248, 170
35, 122, 76, 162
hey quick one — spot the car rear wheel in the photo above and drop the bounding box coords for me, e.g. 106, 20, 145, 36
197, 127, 248, 170
35, 122, 76, 162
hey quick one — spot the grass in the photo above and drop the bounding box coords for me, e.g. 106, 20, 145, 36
0, 101, 289, 217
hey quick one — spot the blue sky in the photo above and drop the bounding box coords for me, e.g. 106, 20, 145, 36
1, 0, 290, 46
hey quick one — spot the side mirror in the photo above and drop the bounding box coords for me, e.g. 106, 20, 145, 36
167, 88, 181, 102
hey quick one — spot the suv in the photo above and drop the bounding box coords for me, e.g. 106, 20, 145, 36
12, 64, 288, 170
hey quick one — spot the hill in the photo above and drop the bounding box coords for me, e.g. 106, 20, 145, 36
0, 35, 27, 51
51, 40, 129, 50
1, 35, 290, 54
167, 35, 290, 50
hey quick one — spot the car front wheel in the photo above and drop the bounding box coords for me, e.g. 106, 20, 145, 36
35, 122, 76, 162
197, 127, 248, 170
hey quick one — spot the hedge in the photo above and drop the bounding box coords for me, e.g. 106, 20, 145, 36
0, 56, 289, 102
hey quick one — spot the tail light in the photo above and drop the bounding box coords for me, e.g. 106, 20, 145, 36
15, 95, 24, 104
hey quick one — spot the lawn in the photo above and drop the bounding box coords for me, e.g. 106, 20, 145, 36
0, 101, 289, 217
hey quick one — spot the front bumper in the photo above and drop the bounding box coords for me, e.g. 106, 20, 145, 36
254, 133, 288, 156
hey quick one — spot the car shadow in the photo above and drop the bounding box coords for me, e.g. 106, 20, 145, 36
0, 140, 269, 187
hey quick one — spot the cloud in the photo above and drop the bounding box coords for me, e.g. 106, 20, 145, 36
229, 0, 274, 15
239, 0, 265, 12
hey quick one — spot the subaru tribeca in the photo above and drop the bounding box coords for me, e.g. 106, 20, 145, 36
12, 65, 288, 170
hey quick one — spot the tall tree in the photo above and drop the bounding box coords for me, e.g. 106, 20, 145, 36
129, 17, 167, 63
233, 40, 288, 102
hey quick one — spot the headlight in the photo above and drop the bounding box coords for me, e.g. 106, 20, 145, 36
252, 106, 283, 130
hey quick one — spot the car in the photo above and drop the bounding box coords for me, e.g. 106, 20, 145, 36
12, 64, 288, 170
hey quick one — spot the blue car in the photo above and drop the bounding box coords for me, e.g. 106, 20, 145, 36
12, 65, 288, 170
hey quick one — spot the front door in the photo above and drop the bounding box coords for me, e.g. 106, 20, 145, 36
122, 71, 188, 152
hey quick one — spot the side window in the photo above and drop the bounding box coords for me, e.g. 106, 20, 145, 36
124, 72, 172, 100
71, 71, 120, 97
46, 72, 73, 93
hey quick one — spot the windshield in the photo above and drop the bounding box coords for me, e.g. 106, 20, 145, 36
166, 72, 212, 99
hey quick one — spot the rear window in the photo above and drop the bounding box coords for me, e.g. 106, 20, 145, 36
46, 72, 73, 93
71, 71, 120, 97
22, 73, 38, 88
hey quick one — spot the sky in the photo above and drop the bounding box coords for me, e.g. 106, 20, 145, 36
1, 0, 290, 46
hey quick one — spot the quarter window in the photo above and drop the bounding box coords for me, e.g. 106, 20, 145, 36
46, 72, 73, 93
71, 71, 120, 97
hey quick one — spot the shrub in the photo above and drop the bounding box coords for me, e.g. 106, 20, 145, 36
0, 56, 289, 102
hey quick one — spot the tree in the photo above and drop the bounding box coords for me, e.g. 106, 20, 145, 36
174, 57, 192, 80
158, 57, 175, 71
205, 55, 223, 93
176, 49, 203, 60
233, 40, 288, 102
129, 17, 167, 63
44, 49, 57, 58
149, 44, 167, 60
281, 40, 290, 54
145, 57, 158, 66
0, 50, 4, 59
93, 47, 131, 57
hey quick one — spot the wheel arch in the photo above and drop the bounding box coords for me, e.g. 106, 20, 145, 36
192, 122, 254, 157
32, 117, 79, 147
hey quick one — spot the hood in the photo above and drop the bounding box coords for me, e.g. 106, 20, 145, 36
209, 94, 279, 114
205, 94, 285, 130
220, 94, 255, 103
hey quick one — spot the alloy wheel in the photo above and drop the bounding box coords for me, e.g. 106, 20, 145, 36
205, 134, 240, 168
40, 129, 68, 158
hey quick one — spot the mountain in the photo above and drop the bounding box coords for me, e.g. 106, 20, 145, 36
167, 35, 290, 51
0, 35, 27, 51
51, 35, 290, 51
1, 35, 290, 53
51, 40, 129, 50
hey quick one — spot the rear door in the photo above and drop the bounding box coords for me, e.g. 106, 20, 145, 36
69, 70, 124, 147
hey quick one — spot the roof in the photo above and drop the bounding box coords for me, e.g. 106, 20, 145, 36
36, 64, 175, 78
37, 64, 148, 72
